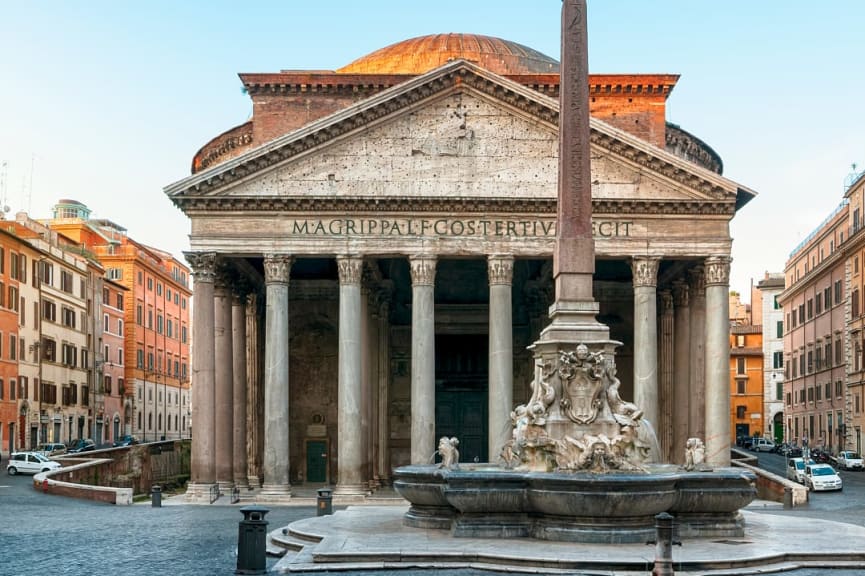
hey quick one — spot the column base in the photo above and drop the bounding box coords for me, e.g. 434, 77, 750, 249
233, 477, 250, 490
185, 482, 219, 503
333, 482, 369, 498
217, 480, 234, 493
260, 483, 292, 500
247, 475, 262, 487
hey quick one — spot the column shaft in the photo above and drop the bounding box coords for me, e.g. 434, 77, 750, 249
185, 252, 217, 500
689, 267, 707, 440
336, 256, 365, 495
658, 290, 675, 462
631, 257, 660, 431
488, 255, 514, 462
410, 256, 437, 465
672, 280, 690, 463
376, 293, 392, 484
261, 255, 292, 497
705, 257, 732, 466
246, 293, 263, 487
214, 280, 234, 490
232, 292, 249, 488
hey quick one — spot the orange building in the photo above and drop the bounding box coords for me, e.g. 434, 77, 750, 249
730, 325, 764, 442
45, 200, 191, 441
0, 229, 22, 456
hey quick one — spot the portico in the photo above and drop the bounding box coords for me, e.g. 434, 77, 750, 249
166, 40, 754, 500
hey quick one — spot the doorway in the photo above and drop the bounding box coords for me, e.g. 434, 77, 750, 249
305, 439, 329, 483
435, 334, 488, 464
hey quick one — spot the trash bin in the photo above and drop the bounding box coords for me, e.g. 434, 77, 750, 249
151, 485, 162, 508
236, 505, 269, 575
317, 488, 333, 516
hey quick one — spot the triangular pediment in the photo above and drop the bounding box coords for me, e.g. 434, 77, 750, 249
165, 60, 753, 214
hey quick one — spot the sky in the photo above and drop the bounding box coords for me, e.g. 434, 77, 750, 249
1, 0, 863, 302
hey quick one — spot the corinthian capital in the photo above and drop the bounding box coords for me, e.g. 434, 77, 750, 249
659, 289, 674, 314
704, 256, 732, 287
689, 265, 706, 298
487, 255, 514, 286
336, 256, 364, 286
672, 280, 689, 308
263, 254, 292, 284
185, 252, 218, 284
630, 256, 661, 288
409, 255, 437, 286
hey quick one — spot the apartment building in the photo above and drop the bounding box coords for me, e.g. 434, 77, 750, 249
778, 201, 848, 451
757, 273, 786, 443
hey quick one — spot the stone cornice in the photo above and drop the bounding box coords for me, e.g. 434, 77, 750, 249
166, 60, 747, 211
173, 195, 735, 216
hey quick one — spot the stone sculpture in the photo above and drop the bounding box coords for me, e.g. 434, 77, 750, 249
437, 436, 460, 469
684, 437, 707, 471
508, 343, 658, 472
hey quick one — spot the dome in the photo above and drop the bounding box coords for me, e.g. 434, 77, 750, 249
337, 33, 559, 76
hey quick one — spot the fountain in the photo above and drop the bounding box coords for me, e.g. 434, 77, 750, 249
392, 0, 756, 544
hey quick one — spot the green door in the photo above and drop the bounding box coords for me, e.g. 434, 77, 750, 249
306, 440, 328, 483
435, 334, 489, 464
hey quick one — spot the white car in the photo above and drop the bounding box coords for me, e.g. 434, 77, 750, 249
804, 463, 843, 492
6, 452, 62, 475
752, 438, 776, 452
835, 451, 864, 471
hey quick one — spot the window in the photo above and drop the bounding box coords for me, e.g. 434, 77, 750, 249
816, 384, 822, 401
835, 280, 843, 304
854, 290, 861, 318
103, 288, 110, 304
42, 338, 56, 362
147, 309, 152, 329
825, 382, 831, 399
836, 337, 843, 365
138, 271, 143, 285
40, 261, 54, 286
106, 268, 122, 281
81, 349, 89, 370
117, 293, 123, 309
43, 300, 56, 322
807, 299, 813, 319
9, 252, 19, 280
104, 375, 112, 394
136, 303, 142, 325
157, 283, 162, 296
736, 380, 746, 394
60, 270, 73, 293
798, 305, 804, 324
104, 314, 109, 332
736, 357, 745, 375
181, 325, 187, 344
118, 348, 123, 366
9, 335, 15, 360
147, 277, 153, 291
118, 319, 123, 335
816, 293, 823, 314
807, 351, 813, 373
147, 352, 154, 371
776, 321, 783, 338
736, 405, 746, 419
157, 315, 163, 334
61, 343, 77, 367
836, 380, 843, 398
61, 306, 76, 329
136, 349, 144, 369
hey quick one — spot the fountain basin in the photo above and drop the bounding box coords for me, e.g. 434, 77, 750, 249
394, 464, 756, 543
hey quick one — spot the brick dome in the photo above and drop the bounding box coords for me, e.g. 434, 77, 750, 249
337, 33, 559, 75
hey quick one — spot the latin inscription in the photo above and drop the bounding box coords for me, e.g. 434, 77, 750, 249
286, 218, 633, 238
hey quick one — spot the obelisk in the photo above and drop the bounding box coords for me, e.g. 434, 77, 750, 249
538, 0, 611, 345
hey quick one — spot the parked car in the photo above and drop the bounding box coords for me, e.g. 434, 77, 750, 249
780, 444, 803, 458
751, 438, 776, 452
67, 439, 96, 453
835, 451, 864, 471
739, 437, 755, 450
113, 435, 140, 447
786, 457, 808, 483
35, 443, 67, 457
6, 452, 62, 475
804, 463, 843, 491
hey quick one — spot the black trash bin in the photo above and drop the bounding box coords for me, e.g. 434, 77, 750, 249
236, 505, 269, 575
317, 488, 333, 516
151, 485, 162, 508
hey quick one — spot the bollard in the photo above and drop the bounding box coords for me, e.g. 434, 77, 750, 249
317, 487, 333, 516
783, 486, 793, 509
648, 512, 681, 576
236, 505, 270, 575
151, 485, 162, 508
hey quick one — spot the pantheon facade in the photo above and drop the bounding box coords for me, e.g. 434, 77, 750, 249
165, 34, 755, 500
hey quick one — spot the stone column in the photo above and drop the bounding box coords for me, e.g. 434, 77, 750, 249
246, 292, 263, 487
335, 256, 366, 496
261, 254, 292, 498
488, 255, 514, 462
185, 252, 217, 501
672, 280, 690, 464
631, 256, 660, 432
232, 289, 249, 489
704, 256, 732, 466
658, 289, 675, 462
376, 290, 392, 485
214, 272, 234, 492
410, 255, 437, 465
688, 266, 707, 440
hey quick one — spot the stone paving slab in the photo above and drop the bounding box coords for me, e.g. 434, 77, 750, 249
272, 505, 865, 574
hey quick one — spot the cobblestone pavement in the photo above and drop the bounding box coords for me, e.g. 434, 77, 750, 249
0, 473, 860, 576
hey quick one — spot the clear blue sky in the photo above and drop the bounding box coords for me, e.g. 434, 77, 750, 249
1, 1, 863, 300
